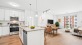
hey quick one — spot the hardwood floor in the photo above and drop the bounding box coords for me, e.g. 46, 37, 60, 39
0, 34, 22, 45
45, 29, 82, 45
0, 29, 82, 45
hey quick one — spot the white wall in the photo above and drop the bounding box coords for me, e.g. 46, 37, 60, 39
77, 11, 82, 27
38, 12, 57, 27
55, 15, 64, 28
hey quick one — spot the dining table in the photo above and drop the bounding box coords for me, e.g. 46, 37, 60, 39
52, 27, 58, 35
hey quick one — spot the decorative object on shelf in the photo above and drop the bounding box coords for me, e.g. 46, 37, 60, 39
65, 30, 70, 32
30, 26, 35, 29
65, 24, 70, 32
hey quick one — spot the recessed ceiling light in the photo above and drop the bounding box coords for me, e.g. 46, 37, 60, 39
8, 2, 19, 7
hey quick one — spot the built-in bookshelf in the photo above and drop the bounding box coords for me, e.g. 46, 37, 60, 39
64, 15, 77, 29
74, 15, 77, 28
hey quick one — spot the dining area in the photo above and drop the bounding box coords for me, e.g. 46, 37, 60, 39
45, 24, 59, 36
44, 24, 59, 45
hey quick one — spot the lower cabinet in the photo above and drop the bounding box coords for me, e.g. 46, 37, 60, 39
19, 28, 23, 43
0, 27, 9, 37
2, 27, 9, 36
0, 27, 2, 36
19, 29, 44, 45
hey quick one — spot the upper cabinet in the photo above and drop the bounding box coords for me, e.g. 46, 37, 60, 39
5, 9, 10, 20
19, 11, 25, 21
0, 8, 4, 20
0, 8, 25, 21
9, 10, 25, 21
9, 10, 15, 17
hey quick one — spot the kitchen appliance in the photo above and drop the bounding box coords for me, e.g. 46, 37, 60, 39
10, 24, 19, 32
10, 17, 19, 32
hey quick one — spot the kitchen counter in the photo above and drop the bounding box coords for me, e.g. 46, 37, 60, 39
19, 27, 45, 45
20, 27, 44, 32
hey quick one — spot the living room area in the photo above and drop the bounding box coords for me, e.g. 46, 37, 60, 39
41, 11, 82, 45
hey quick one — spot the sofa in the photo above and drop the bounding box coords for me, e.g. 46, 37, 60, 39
72, 27, 82, 36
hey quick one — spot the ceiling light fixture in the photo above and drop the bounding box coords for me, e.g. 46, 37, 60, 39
43, 9, 50, 13
35, 0, 38, 17
29, 4, 32, 18
9, 2, 19, 7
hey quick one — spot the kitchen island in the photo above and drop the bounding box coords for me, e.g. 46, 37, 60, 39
19, 27, 45, 45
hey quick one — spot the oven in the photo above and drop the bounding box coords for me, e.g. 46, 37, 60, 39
10, 24, 19, 32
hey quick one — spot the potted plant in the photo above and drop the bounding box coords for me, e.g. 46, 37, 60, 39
55, 21, 60, 27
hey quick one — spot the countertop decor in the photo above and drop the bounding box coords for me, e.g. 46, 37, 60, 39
30, 26, 35, 29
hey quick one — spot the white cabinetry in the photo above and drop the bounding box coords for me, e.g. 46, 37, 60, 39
0, 27, 9, 36
0, 8, 25, 21
4, 9, 25, 21
19, 28, 44, 45
5, 9, 10, 20
14, 11, 19, 17
19, 28, 23, 42
19, 11, 25, 21
2, 27, 9, 35
0, 27, 2, 36
9, 10, 17, 17
0, 8, 4, 20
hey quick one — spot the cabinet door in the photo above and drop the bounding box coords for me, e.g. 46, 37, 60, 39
21, 12, 25, 21
5, 9, 10, 20
19, 28, 23, 42
0, 8, 4, 20
19, 11, 25, 21
0, 27, 2, 36
2, 27, 9, 35
13, 10, 19, 17
18, 12, 22, 21
10, 10, 15, 17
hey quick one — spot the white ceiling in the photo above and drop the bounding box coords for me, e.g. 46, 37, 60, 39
0, 0, 82, 15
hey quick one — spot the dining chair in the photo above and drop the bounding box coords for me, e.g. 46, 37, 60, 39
45, 26, 52, 34
44, 26, 52, 45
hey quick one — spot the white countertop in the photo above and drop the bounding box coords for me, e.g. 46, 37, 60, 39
20, 27, 45, 32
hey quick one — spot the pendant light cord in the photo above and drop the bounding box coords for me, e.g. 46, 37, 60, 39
30, 4, 31, 16
35, 0, 38, 16
36, 0, 37, 11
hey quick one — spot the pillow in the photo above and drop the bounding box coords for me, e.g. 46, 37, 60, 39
78, 27, 82, 30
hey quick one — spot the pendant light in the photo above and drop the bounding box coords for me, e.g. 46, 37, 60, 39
30, 4, 32, 18
35, 0, 38, 17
